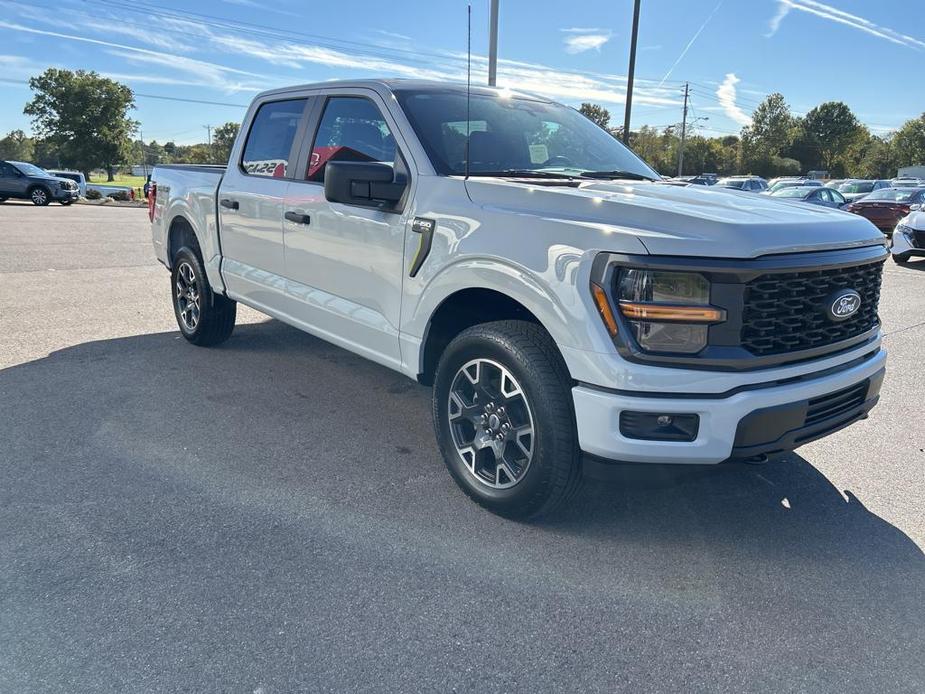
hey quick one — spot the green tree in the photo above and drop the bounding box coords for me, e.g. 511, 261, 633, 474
212, 121, 241, 164
891, 113, 925, 169
24, 68, 138, 180
743, 93, 795, 158
800, 102, 862, 175
0, 129, 35, 161
579, 102, 611, 130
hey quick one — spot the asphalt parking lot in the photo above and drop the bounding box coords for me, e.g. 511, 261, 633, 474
1, 200, 924, 692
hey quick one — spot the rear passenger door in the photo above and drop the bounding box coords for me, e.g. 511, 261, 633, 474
217, 97, 311, 307
281, 91, 413, 370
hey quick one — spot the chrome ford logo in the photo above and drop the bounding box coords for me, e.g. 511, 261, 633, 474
827, 289, 861, 321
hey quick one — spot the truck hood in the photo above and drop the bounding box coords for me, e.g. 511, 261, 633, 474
465, 178, 884, 258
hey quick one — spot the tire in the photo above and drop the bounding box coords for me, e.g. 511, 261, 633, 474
28, 186, 50, 206
170, 245, 236, 346
0, 196, 7, 203
433, 320, 581, 519
892, 253, 911, 264
60, 199, 73, 206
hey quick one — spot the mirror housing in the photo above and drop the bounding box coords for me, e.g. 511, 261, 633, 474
324, 161, 406, 210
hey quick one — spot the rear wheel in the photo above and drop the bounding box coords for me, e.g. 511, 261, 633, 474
433, 320, 581, 519
171, 246, 236, 346
28, 186, 50, 206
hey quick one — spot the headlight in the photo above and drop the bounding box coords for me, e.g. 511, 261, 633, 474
612, 269, 724, 354
896, 224, 913, 240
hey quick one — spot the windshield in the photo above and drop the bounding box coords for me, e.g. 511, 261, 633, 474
394, 89, 658, 179
719, 178, 746, 188
768, 181, 801, 192
772, 187, 811, 198
838, 181, 874, 194
11, 161, 48, 176
863, 188, 916, 202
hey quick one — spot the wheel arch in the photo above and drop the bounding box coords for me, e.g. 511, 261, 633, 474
416, 286, 572, 387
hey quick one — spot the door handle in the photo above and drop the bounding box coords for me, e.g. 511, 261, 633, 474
220, 198, 239, 210
284, 211, 311, 225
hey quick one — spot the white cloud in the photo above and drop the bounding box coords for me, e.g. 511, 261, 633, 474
560, 28, 612, 54
0, 10, 681, 112
766, 2, 791, 37
716, 73, 751, 126
769, 0, 925, 49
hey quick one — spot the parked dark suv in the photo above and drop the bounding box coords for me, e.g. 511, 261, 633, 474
0, 160, 80, 206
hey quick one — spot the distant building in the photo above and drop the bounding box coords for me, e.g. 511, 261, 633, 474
898, 165, 925, 178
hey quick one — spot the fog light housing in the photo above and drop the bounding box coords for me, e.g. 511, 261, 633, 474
619, 411, 700, 442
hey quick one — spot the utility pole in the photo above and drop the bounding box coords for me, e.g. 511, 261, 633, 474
677, 82, 689, 176
622, 0, 641, 144
204, 125, 213, 162
488, 0, 499, 86
139, 128, 148, 178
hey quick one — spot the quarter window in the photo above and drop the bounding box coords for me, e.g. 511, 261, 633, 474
241, 99, 307, 178
307, 97, 396, 182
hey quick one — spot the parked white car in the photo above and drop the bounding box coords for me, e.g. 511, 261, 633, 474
891, 209, 925, 263
149, 79, 888, 518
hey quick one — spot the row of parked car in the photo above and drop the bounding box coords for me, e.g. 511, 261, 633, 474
0, 160, 138, 205
673, 173, 925, 236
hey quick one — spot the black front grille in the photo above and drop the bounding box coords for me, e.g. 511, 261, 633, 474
913, 230, 925, 249
741, 261, 882, 356
804, 381, 868, 427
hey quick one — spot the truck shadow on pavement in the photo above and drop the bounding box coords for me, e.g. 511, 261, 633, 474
2, 318, 923, 689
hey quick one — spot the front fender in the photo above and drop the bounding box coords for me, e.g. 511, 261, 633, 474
402, 254, 617, 380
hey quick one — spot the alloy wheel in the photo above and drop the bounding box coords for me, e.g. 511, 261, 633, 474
447, 358, 535, 489
175, 261, 201, 331
31, 189, 47, 205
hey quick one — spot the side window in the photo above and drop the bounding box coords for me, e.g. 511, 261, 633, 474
241, 99, 307, 178
307, 97, 397, 182
0, 163, 15, 177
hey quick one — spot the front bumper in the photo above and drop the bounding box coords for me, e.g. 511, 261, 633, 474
891, 228, 925, 257
572, 347, 886, 464
52, 188, 79, 202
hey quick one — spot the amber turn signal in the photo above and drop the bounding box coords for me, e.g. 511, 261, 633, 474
591, 283, 619, 336
618, 302, 725, 323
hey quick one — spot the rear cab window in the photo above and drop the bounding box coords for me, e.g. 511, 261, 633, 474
241, 99, 308, 178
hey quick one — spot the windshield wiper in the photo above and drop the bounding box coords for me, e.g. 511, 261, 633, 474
577, 170, 655, 181
467, 169, 578, 179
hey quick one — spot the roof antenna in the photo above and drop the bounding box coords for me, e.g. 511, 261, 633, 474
465, 3, 471, 181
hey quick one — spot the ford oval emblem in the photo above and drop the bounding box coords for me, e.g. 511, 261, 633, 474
827, 289, 862, 321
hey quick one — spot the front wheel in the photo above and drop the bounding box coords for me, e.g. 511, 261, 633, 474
433, 320, 581, 519
892, 253, 911, 264
171, 246, 236, 346
29, 187, 50, 206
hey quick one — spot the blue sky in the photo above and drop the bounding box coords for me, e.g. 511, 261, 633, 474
0, 0, 922, 144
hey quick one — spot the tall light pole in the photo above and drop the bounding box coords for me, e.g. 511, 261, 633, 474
622, 0, 641, 144
488, 0, 499, 86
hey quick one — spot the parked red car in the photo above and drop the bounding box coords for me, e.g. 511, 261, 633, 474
844, 187, 925, 235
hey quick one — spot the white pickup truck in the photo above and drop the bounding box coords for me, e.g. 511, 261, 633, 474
150, 79, 887, 518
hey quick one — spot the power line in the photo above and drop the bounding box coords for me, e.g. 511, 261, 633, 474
0, 79, 247, 108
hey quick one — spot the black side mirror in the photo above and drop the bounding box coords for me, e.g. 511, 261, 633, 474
324, 161, 406, 210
